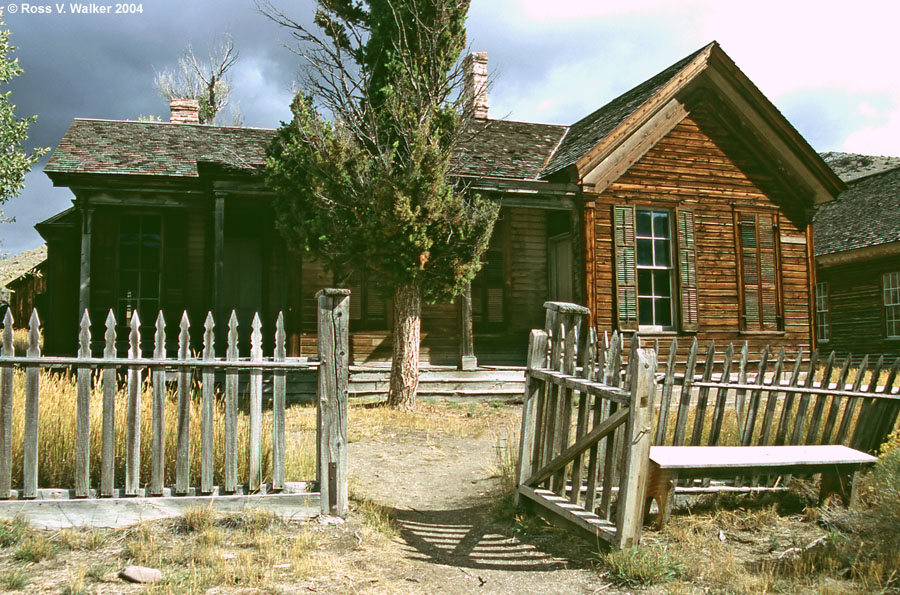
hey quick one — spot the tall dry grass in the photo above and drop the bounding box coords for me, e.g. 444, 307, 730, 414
7, 369, 315, 490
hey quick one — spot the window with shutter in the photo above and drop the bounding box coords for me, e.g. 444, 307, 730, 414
736, 212, 782, 331
472, 249, 506, 329
614, 206, 638, 331
677, 210, 699, 332
117, 214, 162, 326
344, 271, 387, 330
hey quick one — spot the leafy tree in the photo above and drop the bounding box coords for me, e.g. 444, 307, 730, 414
154, 35, 239, 124
0, 10, 47, 229
262, 0, 498, 410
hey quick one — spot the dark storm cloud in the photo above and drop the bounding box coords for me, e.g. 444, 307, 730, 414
1, 0, 315, 253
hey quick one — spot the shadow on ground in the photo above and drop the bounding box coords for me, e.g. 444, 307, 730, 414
391, 505, 570, 572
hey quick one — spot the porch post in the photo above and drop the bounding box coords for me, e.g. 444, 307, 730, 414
459, 283, 477, 370
77, 201, 93, 319
213, 192, 225, 335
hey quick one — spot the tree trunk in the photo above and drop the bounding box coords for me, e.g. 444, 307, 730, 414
388, 284, 421, 410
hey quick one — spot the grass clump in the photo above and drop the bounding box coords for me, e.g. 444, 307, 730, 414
13, 533, 57, 562
601, 545, 684, 587
0, 517, 27, 547
0, 569, 29, 590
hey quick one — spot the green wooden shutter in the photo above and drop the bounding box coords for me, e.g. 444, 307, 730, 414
758, 214, 780, 330
677, 210, 699, 332
614, 205, 638, 332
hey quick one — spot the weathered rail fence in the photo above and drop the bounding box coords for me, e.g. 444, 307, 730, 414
647, 337, 900, 455
0, 288, 349, 523
515, 302, 657, 549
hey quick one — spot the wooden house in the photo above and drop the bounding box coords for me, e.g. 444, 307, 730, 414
814, 153, 900, 359
37, 41, 842, 365
0, 245, 47, 328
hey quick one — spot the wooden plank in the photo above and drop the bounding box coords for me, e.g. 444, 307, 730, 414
690, 341, 716, 446
249, 314, 263, 492
541, 321, 565, 490
75, 312, 92, 498
100, 311, 116, 497
150, 313, 166, 497
805, 352, 836, 444
518, 485, 616, 545
650, 445, 877, 469
125, 312, 142, 496
616, 347, 657, 549
654, 337, 678, 445
821, 355, 853, 444
708, 343, 734, 445
526, 407, 629, 488
551, 326, 577, 495
741, 346, 769, 446
584, 329, 605, 512
789, 351, 820, 445
734, 343, 749, 434
758, 347, 785, 445
316, 289, 350, 517
515, 330, 548, 508
774, 349, 804, 446
599, 332, 622, 519
272, 313, 286, 491
0, 312, 12, 499
526, 369, 631, 403
201, 314, 215, 494
672, 338, 698, 446
175, 313, 191, 494
23, 311, 41, 499
225, 312, 239, 493
835, 355, 868, 444
569, 325, 594, 505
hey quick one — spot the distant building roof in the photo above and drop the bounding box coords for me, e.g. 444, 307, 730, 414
814, 164, 900, 256
820, 152, 900, 182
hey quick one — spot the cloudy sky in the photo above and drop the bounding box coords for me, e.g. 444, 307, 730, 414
2, 0, 899, 254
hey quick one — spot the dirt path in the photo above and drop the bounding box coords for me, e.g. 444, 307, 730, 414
347, 422, 616, 594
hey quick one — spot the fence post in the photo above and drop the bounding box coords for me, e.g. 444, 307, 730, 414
316, 288, 350, 517
23, 310, 41, 499
0, 311, 13, 499
515, 329, 548, 506
616, 345, 657, 549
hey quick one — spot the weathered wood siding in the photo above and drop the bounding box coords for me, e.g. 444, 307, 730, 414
817, 254, 900, 359
588, 106, 814, 359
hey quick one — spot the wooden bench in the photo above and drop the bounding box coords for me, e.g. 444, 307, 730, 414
645, 445, 878, 528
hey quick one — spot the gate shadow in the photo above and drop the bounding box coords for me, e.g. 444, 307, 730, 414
390, 505, 570, 572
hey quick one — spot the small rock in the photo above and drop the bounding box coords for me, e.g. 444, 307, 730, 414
316, 515, 345, 526
119, 566, 162, 584
221, 553, 236, 560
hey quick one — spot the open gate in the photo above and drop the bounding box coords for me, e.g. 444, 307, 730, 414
515, 302, 656, 549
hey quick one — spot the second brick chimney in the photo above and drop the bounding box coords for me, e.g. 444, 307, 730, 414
170, 99, 200, 124
463, 52, 489, 120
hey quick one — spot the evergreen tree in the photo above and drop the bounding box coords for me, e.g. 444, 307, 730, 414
263, 0, 497, 410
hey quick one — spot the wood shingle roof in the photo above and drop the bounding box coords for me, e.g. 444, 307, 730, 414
814, 164, 900, 256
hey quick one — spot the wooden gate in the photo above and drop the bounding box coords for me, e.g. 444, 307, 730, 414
515, 302, 656, 549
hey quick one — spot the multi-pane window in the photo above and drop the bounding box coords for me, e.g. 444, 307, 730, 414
636, 210, 674, 329
346, 271, 387, 330
118, 215, 161, 324
736, 212, 782, 331
815, 281, 830, 342
884, 272, 900, 338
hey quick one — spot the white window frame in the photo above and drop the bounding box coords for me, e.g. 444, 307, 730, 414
635, 209, 675, 332
815, 281, 830, 343
884, 272, 900, 338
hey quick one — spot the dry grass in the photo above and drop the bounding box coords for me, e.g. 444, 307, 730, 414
6, 369, 316, 490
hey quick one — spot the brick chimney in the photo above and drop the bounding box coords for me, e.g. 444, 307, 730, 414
170, 99, 200, 124
463, 52, 489, 120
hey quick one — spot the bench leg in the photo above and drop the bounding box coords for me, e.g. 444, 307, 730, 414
645, 464, 676, 530
819, 467, 859, 507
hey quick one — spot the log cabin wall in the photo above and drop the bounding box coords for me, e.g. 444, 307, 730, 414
817, 254, 900, 360
587, 105, 815, 363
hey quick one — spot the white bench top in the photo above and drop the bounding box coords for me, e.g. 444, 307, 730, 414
649, 445, 878, 470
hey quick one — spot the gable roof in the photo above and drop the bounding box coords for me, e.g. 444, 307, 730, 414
453, 119, 568, 180
814, 163, 900, 256
543, 44, 710, 177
